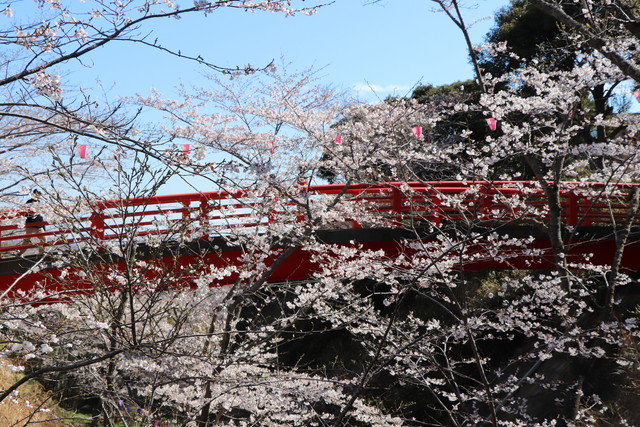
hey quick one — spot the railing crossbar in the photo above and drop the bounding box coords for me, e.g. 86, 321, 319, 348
2, 181, 639, 254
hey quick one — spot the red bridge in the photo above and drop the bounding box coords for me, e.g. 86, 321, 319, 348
1, 181, 639, 299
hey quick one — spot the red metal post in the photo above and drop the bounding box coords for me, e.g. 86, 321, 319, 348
199, 200, 210, 240
89, 210, 105, 240
182, 201, 191, 220
432, 196, 442, 227
475, 184, 492, 221
566, 191, 578, 226
391, 186, 403, 226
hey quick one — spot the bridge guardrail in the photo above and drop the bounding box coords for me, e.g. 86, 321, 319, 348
1, 181, 638, 255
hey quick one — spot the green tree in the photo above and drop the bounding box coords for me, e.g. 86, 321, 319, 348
481, 0, 626, 150
479, 0, 576, 76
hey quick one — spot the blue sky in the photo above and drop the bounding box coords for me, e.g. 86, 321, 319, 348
74, 0, 512, 101
64, 0, 512, 194
61, 0, 638, 195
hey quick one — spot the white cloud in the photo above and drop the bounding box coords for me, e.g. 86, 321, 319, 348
353, 83, 412, 95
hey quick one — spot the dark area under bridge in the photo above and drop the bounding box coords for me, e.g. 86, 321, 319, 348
0, 181, 639, 297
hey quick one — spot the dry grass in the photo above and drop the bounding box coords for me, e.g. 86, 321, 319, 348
0, 362, 77, 426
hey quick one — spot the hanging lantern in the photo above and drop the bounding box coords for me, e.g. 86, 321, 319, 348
268, 140, 275, 154
412, 126, 422, 139
78, 144, 88, 158
334, 134, 342, 144
486, 117, 497, 131
181, 144, 191, 155
634, 89, 640, 102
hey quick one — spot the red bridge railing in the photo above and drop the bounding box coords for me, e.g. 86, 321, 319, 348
1, 181, 639, 255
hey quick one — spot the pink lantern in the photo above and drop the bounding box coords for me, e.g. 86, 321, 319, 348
181, 144, 191, 155
412, 126, 422, 139
334, 134, 342, 144
78, 144, 87, 158
486, 117, 497, 131
634, 89, 640, 102
268, 140, 275, 154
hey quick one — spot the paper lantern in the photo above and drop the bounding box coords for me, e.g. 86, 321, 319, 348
334, 134, 342, 144
486, 117, 497, 131
181, 144, 191, 155
634, 90, 640, 102
268, 140, 275, 154
412, 126, 422, 139
78, 144, 87, 158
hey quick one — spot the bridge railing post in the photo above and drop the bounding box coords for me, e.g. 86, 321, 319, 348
199, 200, 210, 240
182, 201, 190, 220
565, 190, 578, 226
582, 190, 594, 226
391, 186, 403, 227
479, 184, 493, 221
431, 195, 442, 227
89, 210, 105, 240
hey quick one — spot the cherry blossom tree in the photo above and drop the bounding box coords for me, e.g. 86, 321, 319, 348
2, 1, 640, 426
0, 0, 325, 197
119, 52, 640, 424
4, 49, 640, 426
